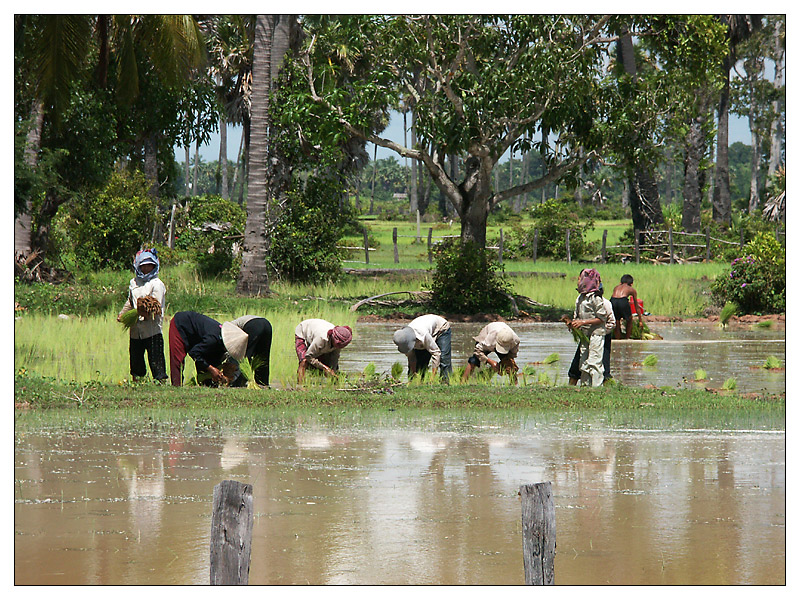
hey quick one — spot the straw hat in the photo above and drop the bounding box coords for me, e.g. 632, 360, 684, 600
221, 322, 249, 361
392, 326, 417, 355
495, 327, 516, 355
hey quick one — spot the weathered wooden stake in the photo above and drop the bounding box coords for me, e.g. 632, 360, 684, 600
520, 482, 556, 585
705, 226, 711, 262
416, 209, 421, 242
668, 227, 675, 264
532, 229, 538, 263
427, 228, 433, 264
393, 227, 399, 264
601, 229, 607, 263
363, 229, 370, 265
210, 480, 254, 585
634, 229, 640, 264
499, 228, 504, 263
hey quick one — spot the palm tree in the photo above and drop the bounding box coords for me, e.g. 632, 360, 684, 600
712, 14, 762, 226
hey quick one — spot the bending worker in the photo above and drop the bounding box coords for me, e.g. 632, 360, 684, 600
168, 310, 249, 387
462, 321, 520, 383
392, 313, 452, 381
226, 315, 273, 387
295, 319, 353, 383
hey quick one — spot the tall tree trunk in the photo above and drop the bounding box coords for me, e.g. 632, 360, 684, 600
712, 58, 732, 226
231, 128, 244, 204
618, 26, 664, 233
237, 14, 274, 295
457, 157, 493, 247
767, 19, 784, 179
409, 110, 419, 216
192, 136, 200, 195
369, 144, 377, 214
15, 99, 44, 255
144, 134, 159, 199
184, 142, 191, 196
219, 115, 229, 200
682, 110, 708, 232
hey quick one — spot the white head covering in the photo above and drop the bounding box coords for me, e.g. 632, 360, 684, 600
221, 322, 249, 361
495, 327, 516, 355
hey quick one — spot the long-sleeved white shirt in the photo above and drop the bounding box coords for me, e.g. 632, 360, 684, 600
573, 292, 610, 338
118, 277, 166, 339
406, 314, 450, 371
473, 322, 520, 363
295, 319, 338, 369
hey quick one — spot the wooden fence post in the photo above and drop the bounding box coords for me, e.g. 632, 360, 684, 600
532, 229, 539, 263
210, 480, 254, 585
634, 229, 640, 264
427, 228, 433, 264
520, 482, 556, 585
416, 210, 421, 243
705, 226, 711, 262
363, 229, 370, 265
499, 228, 504, 263
393, 227, 399, 264
565, 229, 571, 264
601, 229, 607, 263
668, 227, 674, 264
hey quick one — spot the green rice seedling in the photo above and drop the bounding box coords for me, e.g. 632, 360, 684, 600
542, 352, 560, 364
762, 356, 782, 370
537, 372, 551, 385
693, 368, 708, 381
719, 302, 737, 327
754, 320, 774, 329
234, 357, 265, 389
722, 377, 737, 391
119, 309, 140, 329
362, 362, 376, 379
391, 361, 404, 381
643, 354, 658, 367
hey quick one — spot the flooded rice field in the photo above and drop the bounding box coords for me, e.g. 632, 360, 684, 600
15, 410, 785, 585
342, 321, 785, 394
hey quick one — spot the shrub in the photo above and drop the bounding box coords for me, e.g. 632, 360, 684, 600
173, 195, 246, 278
59, 171, 157, 269
270, 175, 357, 283
429, 239, 512, 314
711, 232, 785, 314
508, 199, 594, 260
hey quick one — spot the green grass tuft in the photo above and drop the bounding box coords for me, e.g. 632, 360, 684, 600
693, 368, 707, 381
762, 356, 782, 370
720, 302, 737, 326
643, 354, 658, 367
542, 352, 560, 364
754, 320, 774, 329
722, 377, 737, 391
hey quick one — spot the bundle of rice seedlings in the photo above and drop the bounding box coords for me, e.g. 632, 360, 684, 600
119, 309, 140, 329
560, 315, 589, 345
236, 357, 264, 389
362, 362, 376, 379
754, 320, 774, 329
542, 352, 560, 364
719, 302, 737, 327
137, 295, 161, 317
391, 361, 404, 381
629, 320, 660, 340
762, 356, 782, 370
722, 377, 737, 391
693, 368, 708, 381
643, 354, 658, 367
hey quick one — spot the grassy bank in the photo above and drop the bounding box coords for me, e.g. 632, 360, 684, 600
14, 373, 785, 415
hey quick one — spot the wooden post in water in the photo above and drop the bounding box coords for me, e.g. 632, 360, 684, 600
210, 480, 254, 585
363, 229, 370, 265
520, 482, 556, 585
601, 229, 607, 263
565, 229, 571, 264
393, 227, 399, 264
532, 229, 538, 263
499, 228, 504, 263
668, 227, 675, 264
427, 228, 433, 264
634, 229, 640, 264
705, 226, 711, 262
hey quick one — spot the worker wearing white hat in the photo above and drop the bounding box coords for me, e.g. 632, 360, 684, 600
392, 313, 452, 381
462, 321, 520, 383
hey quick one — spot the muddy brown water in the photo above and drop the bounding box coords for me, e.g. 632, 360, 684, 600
15, 410, 784, 585
342, 322, 785, 393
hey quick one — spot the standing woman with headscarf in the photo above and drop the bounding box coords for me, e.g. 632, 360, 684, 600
567, 268, 610, 387
295, 319, 353, 383
117, 249, 167, 382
